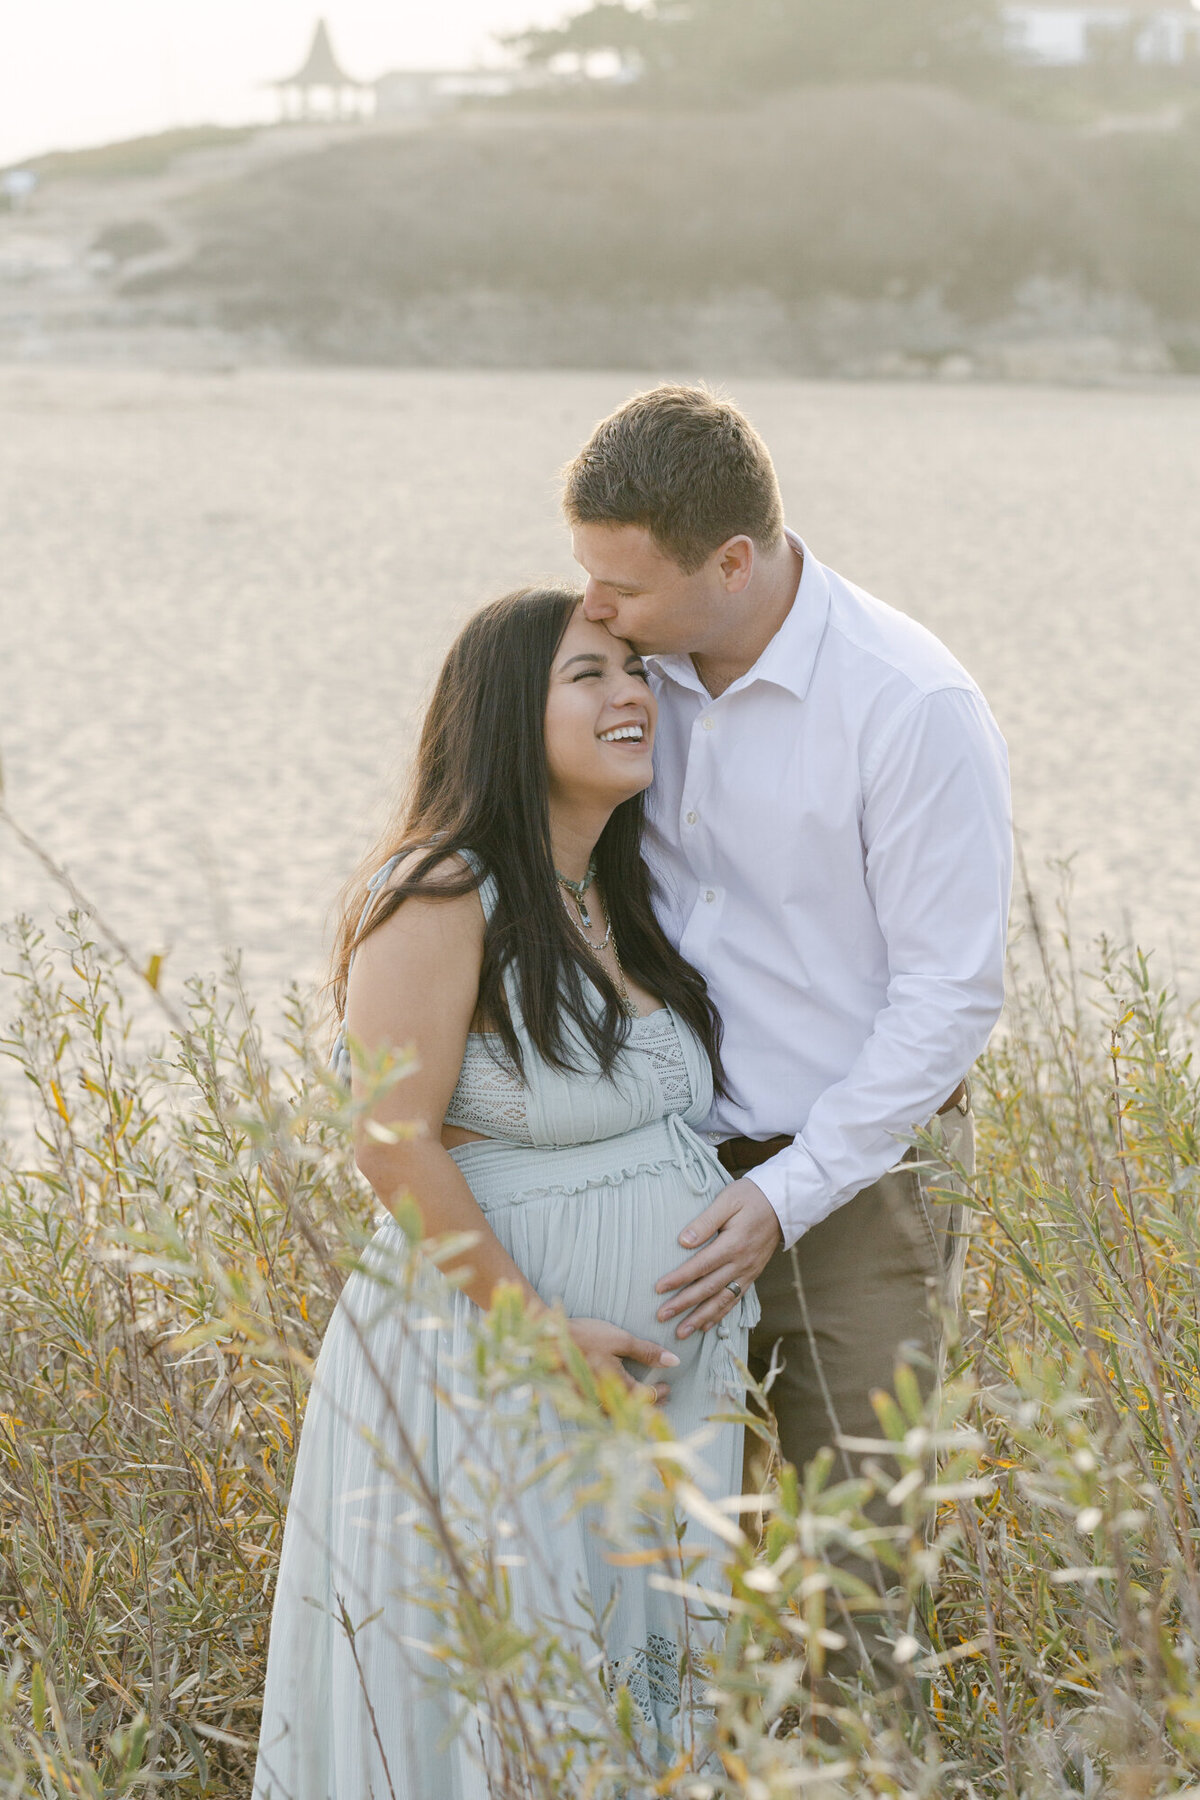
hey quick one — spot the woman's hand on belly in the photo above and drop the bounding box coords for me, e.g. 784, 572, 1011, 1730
563, 1317, 680, 1404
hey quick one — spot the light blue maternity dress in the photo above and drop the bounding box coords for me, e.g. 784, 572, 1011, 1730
253, 865, 759, 1799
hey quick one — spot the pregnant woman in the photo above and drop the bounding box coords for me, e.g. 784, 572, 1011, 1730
253, 586, 759, 1799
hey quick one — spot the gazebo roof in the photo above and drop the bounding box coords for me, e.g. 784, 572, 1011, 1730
275, 19, 367, 89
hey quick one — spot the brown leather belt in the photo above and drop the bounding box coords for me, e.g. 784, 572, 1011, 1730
717, 1079, 969, 1176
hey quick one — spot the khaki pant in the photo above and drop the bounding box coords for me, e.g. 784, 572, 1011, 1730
741, 1101, 974, 1699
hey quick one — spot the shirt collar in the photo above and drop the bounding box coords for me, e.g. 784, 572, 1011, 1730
650, 529, 830, 703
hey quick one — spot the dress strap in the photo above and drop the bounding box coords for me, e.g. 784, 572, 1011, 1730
353, 852, 406, 942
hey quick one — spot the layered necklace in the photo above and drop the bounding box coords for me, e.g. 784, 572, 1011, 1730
555, 862, 637, 1017
555, 859, 597, 930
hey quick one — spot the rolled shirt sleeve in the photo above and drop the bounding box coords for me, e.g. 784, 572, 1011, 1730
748, 684, 1012, 1248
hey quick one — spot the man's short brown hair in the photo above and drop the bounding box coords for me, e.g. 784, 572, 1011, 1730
562, 384, 784, 574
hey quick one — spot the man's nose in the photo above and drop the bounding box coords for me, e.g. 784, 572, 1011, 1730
582, 580, 615, 621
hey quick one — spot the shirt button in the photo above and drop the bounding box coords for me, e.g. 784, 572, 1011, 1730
685, 810, 698, 825
704, 889, 716, 903
701, 717, 715, 731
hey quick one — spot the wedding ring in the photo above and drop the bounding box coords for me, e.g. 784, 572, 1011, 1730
725, 1280, 742, 1298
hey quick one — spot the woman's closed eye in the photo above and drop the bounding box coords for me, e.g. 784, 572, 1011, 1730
569, 660, 647, 683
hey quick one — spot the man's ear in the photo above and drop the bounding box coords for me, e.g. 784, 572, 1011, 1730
717, 535, 755, 595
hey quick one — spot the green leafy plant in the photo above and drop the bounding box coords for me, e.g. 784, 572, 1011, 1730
2, 856, 1198, 1794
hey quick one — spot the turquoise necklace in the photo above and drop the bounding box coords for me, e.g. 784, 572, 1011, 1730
555, 858, 597, 930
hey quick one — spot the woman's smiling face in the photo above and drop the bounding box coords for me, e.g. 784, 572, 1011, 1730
543, 609, 656, 814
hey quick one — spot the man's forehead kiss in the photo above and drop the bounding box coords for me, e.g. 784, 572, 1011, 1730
572, 535, 658, 589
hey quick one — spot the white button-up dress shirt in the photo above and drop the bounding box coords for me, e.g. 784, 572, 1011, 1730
645, 531, 1013, 1249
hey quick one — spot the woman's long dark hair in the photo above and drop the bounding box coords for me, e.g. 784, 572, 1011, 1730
331, 585, 724, 1088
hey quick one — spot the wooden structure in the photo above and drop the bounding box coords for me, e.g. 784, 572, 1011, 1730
272, 20, 374, 121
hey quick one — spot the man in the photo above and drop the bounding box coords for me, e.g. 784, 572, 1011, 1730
565, 384, 1012, 1698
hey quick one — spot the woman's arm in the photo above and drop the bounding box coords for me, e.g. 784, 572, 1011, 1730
346, 871, 535, 1314
345, 871, 678, 1395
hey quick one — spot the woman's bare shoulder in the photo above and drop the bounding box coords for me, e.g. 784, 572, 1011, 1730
380, 848, 479, 898
358, 850, 485, 962
346, 851, 485, 1044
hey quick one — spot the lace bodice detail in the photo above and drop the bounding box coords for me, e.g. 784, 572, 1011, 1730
444, 1010, 695, 1144
444, 1036, 532, 1143
632, 1012, 694, 1116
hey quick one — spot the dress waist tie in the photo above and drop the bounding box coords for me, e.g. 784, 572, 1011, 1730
665, 1110, 727, 1197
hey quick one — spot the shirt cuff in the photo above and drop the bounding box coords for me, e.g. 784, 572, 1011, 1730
743, 1142, 828, 1251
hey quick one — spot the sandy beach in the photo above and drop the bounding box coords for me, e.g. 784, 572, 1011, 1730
2, 364, 1198, 1031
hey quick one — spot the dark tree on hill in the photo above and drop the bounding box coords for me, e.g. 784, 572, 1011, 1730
508, 0, 1004, 92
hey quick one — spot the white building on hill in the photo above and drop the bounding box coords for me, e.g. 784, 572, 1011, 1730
374, 68, 550, 116
373, 55, 635, 118
1003, 0, 1200, 64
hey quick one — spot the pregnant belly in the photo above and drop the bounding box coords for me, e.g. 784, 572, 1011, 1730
483, 1164, 725, 1394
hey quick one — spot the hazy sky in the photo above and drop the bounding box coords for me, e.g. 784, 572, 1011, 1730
0, 2, 574, 165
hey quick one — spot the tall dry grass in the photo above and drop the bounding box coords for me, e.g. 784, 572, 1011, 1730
2, 854, 1199, 1796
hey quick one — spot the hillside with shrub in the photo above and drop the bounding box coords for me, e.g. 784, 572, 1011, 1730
127, 85, 1200, 376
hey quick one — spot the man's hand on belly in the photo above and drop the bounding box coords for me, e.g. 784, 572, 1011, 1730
654, 1179, 783, 1339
